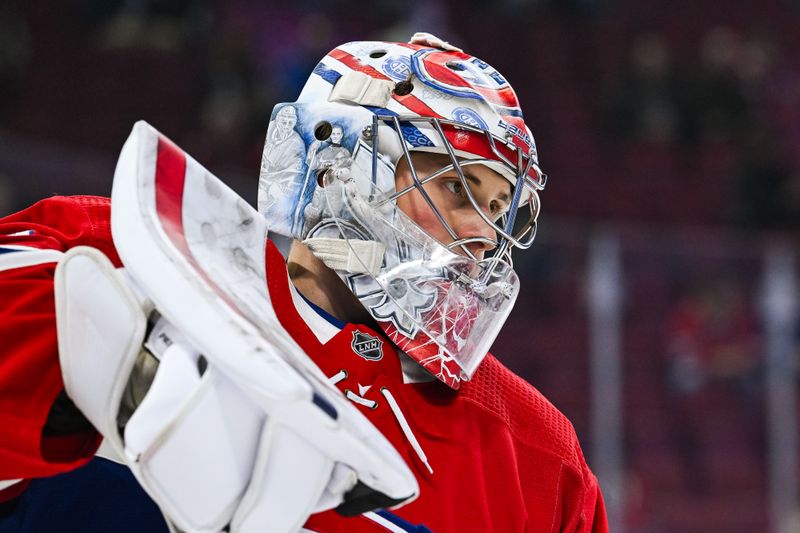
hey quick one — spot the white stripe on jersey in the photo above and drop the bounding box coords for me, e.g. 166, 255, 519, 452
0, 479, 22, 491
289, 282, 342, 344
363, 511, 414, 532
0, 245, 64, 272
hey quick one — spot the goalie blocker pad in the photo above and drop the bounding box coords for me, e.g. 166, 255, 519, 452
53, 121, 418, 532
106, 122, 419, 531
56, 246, 263, 531
55, 248, 409, 532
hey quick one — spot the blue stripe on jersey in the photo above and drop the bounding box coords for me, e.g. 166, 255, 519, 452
0, 457, 168, 532
297, 290, 346, 329
374, 510, 433, 532
0, 247, 23, 255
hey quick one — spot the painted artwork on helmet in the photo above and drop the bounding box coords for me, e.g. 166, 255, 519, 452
258, 104, 306, 236
258, 103, 358, 238
295, 123, 352, 234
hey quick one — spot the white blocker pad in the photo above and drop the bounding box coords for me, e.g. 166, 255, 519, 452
107, 121, 418, 531
55, 248, 328, 532
54, 246, 147, 455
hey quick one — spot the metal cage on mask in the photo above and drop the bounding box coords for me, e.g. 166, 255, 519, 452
365, 113, 545, 280
307, 112, 546, 388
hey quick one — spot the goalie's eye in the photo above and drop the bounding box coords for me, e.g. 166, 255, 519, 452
489, 199, 509, 219
443, 179, 465, 197
443, 177, 509, 221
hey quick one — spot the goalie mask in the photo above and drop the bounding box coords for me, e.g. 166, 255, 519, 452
258, 40, 546, 389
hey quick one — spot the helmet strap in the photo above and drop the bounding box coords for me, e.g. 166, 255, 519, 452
329, 71, 394, 107
303, 237, 386, 275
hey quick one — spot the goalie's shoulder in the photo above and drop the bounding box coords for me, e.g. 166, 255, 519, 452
459, 354, 584, 468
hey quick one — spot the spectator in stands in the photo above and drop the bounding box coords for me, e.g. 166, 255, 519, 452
680, 27, 753, 144
664, 278, 761, 493
664, 279, 760, 396
606, 32, 682, 144
0, 5, 29, 123
733, 118, 800, 230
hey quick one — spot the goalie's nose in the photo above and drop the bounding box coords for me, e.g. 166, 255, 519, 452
451, 207, 498, 260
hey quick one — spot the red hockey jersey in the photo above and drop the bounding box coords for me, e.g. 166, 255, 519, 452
0, 195, 608, 532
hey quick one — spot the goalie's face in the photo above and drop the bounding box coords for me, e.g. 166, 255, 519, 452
394, 153, 512, 261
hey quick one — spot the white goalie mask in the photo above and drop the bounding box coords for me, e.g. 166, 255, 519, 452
258, 41, 546, 389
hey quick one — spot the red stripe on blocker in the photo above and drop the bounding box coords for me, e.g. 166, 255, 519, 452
153, 134, 253, 318
154, 134, 218, 285
155, 135, 190, 258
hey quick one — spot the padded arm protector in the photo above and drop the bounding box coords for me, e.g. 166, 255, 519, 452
55, 245, 417, 533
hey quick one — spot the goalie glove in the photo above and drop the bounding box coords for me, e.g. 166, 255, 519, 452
53, 121, 419, 533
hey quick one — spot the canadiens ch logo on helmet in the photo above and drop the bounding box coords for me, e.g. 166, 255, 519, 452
410, 49, 515, 105
352, 330, 384, 361
382, 56, 412, 81
451, 107, 489, 130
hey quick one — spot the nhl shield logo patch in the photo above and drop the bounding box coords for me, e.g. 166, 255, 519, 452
352, 330, 384, 361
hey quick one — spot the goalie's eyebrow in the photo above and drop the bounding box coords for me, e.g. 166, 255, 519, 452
462, 172, 511, 205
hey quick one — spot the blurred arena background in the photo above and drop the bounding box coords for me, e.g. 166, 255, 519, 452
1, 1, 799, 531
